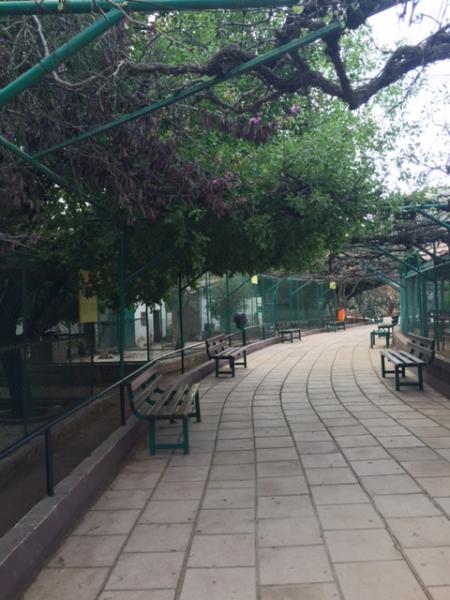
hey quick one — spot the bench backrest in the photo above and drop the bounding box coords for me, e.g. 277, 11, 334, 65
205, 335, 232, 358
406, 333, 435, 363
276, 321, 299, 330
391, 315, 399, 326
126, 365, 163, 413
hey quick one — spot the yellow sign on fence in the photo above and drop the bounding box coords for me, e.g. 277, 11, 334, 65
251, 275, 258, 285
79, 270, 98, 323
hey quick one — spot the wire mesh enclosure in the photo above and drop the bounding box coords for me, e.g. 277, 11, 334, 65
401, 259, 450, 358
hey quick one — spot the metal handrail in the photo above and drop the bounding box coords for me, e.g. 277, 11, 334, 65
0, 322, 277, 497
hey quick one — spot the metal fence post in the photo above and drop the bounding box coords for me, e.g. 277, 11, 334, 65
44, 428, 54, 496
178, 274, 185, 373
225, 274, 231, 334
118, 226, 127, 425
89, 323, 95, 397
145, 305, 151, 362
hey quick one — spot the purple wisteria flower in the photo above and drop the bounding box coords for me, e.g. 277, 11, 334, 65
249, 114, 261, 125
289, 105, 300, 116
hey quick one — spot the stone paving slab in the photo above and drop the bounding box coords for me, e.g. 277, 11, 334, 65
23, 326, 450, 600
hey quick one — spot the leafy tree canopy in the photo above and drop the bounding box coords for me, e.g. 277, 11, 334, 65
0, 0, 447, 312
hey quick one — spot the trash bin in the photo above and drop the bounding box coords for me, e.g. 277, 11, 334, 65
336, 308, 346, 322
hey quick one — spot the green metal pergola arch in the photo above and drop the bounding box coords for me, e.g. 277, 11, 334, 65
0, 0, 340, 193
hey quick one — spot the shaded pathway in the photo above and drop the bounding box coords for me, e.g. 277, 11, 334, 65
23, 326, 450, 600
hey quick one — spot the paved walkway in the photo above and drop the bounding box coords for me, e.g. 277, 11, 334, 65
23, 326, 450, 600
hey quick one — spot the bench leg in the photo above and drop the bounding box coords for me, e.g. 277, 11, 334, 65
243, 351, 247, 368
395, 367, 400, 391
370, 332, 374, 348
280, 333, 285, 343
381, 354, 386, 378
182, 416, 189, 454
194, 390, 201, 422
214, 358, 219, 377
230, 357, 235, 377
418, 366, 424, 391
148, 419, 156, 456
386, 333, 390, 348
298, 331, 302, 341
290, 332, 294, 343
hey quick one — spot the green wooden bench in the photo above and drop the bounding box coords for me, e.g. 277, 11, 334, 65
370, 325, 392, 348
370, 316, 399, 348
205, 334, 248, 377
327, 320, 346, 332
127, 366, 201, 455
276, 322, 302, 343
278, 327, 302, 343
380, 333, 435, 391
368, 316, 383, 324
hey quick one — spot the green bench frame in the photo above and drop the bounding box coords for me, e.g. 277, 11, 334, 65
127, 366, 201, 455
327, 320, 346, 332
278, 327, 302, 343
380, 333, 435, 391
370, 326, 391, 348
275, 321, 302, 343
205, 335, 248, 377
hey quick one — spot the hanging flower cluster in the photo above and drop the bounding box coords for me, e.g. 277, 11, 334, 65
248, 114, 262, 125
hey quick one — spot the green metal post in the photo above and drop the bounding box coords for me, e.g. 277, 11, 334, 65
225, 274, 231, 334
418, 255, 428, 337
288, 279, 293, 322
0, 10, 125, 108
68, 322, 72, 364
145, 305, 150, 362
89, 322, 95, 396
178, 274, 185, 373
21, 262, 30, 437
118, 226, 127, 425
434, 278, 440, 350
253, 277, 258, 327
272, 284, 276, 325
205, 273, 212, 335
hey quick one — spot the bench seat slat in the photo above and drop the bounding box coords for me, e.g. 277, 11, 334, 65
396, 351, 424, 365
173, 384, 200, 416
157, 384, 190, 416
382, 350, 425, 366
145, 388, 174, 416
